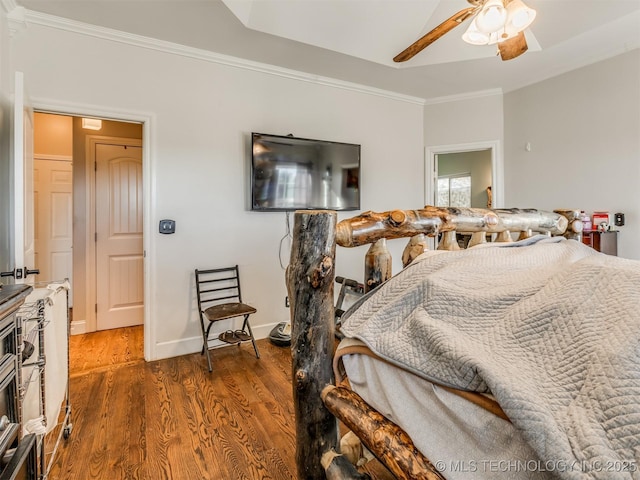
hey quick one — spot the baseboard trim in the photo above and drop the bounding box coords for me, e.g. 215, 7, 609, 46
152, 321, 286, 361
70, 319, 87, 335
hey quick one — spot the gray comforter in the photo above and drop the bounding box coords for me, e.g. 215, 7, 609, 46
340, 236, 640, 479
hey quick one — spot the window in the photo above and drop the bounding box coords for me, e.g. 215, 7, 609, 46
437, 174, 471, 208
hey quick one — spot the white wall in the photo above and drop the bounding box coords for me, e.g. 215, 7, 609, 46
10, 22, 424, 359
424, 93, 504, 207
424, 93, 504, 147
504, 50, 640, 260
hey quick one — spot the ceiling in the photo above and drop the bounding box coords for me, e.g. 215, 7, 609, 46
15, 0, 640, 100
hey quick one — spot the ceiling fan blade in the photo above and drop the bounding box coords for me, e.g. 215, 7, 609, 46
498, 31, 528, 61
393, 7, 477, 63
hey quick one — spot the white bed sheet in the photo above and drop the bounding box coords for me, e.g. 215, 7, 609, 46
342, 350, 557, 480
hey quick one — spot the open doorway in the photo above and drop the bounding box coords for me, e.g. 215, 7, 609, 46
425, 140, 503, 209
425, 140, 503, 249
436, 150, 492, 209
33, 112, 144, 338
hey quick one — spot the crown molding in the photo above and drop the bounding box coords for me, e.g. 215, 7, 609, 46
5, 3, 26, 37
0, 0, 16, 14
423, 88, 504, 106
22, 9, 427, 106
502, 12, 640, 95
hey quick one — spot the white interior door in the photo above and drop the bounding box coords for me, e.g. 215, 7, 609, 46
34, 158, 73, 290
95, 143, 143, 330
13, 71, 36, 284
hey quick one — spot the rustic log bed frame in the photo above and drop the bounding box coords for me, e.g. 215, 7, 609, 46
286, 206, 578, 480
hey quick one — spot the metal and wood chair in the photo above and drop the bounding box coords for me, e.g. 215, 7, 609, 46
334, 276, 364, 339
195, 265, 260, 372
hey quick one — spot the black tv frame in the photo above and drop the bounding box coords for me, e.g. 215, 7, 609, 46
250, 132, 361, 212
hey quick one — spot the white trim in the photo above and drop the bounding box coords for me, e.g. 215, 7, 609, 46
32, 98, 156, 362
424, 88, 503, 106
33, 98, 151, 125
33, 153, 72, 162
0, 0, 17, 14
13, 72, 24, 276
22, 9, 426, 107
6, 5, 26, 37
425, 140, 503, 209
154, 322, 282, 361
502, 12, 640, 94
69, 319, 86, 336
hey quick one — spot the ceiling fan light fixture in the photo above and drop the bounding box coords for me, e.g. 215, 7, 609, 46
462, 19, 490, 45
475, 0, 507, 33
487, 29, 515, 45
505, 0, 537, 31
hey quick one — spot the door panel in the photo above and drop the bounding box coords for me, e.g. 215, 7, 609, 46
95, 144, 143, 330
34, 158, 73, 289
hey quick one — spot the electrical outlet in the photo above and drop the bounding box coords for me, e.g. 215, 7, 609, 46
285, 296, 289, 308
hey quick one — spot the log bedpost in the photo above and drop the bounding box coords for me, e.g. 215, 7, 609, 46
554, 209, 584, 241
468, 231, 487, 247
437, 230, 460, 251
495, 231, 514, 243
287, 210, 338, 480
517, 229, 533, 241
364, 238, 392, 293
402, 233, 428, 267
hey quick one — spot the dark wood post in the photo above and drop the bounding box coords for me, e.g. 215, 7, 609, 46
287, 210, 338, 480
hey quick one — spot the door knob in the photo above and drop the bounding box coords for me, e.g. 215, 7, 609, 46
1, 267, 39, 279
24, 268, 39, 277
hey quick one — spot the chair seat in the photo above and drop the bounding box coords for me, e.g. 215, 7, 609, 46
203, 302, 257, 322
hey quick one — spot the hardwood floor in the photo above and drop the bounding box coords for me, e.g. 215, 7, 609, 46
47, 327, 295, 479
45, 327, 394, 480
68, 324, 145, 376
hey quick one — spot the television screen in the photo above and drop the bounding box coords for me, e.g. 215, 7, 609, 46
251, 133, 360, 211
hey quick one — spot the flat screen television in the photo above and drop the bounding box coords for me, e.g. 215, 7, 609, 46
250, 132, 360, 211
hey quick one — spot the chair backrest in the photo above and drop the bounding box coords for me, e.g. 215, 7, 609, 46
335, 276, 365, 321
195, 265, 245, 313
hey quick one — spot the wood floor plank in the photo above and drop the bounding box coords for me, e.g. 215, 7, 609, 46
47, 326, 392, 480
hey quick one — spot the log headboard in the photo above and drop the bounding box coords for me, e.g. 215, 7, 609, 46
286, 206, 577, 479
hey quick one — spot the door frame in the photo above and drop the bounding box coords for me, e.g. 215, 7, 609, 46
87, 136, 143, 333
32, 99, 155, 362
12, 71, 35, 284
425, 140, 503, 209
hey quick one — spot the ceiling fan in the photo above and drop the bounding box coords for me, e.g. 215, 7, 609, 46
394, 0, 537, 62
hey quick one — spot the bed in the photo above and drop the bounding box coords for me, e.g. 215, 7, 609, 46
285, 207, 640, 480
